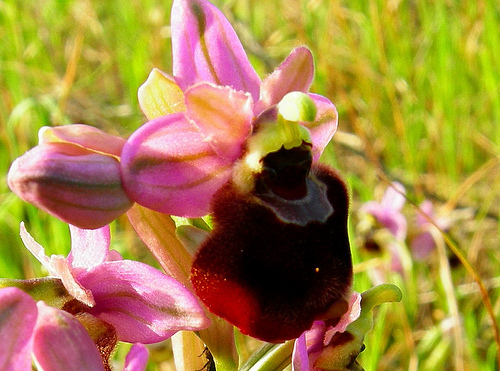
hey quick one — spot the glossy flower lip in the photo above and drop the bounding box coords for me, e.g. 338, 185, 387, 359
120, 0, 338, 218
19, 222, 210, 343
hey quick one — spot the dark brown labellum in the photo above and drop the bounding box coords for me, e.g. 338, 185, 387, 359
191, 161, 353, 342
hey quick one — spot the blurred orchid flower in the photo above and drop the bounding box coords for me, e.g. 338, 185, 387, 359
410, 200, 450, 260
359, 182, 407, 241
357, 182, 408, 273
120, 0, 338, 218
19, 222, 209, 344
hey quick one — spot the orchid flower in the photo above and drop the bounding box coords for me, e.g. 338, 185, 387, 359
119, 0, 344, 343
120, 0, 338, 219
8, 0, 348, 348
17, 222, 209, 344
0, 287, 105, 370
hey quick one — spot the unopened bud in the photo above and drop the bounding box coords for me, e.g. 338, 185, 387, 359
8, 142, 133, 229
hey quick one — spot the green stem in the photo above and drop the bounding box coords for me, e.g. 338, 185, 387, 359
240, 341, 294, 371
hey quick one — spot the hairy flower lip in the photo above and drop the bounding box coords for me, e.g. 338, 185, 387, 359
191, 164, 352, 343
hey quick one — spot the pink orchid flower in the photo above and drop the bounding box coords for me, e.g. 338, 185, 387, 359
0, 287, 150, 370
120, 0, 338, 218
19, 222, 209, 344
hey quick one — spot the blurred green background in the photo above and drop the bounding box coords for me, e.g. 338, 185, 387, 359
1, 0, 499, 370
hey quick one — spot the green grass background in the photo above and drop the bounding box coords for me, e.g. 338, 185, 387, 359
1, 0, 499, 370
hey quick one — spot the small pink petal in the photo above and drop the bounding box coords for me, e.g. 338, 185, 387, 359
382, 182, 406, 211
19, 223, 95, 306
78, 260, 210, 343
324, 292, 361, 344
50, 256, 95, 307
292, 333, 311, 371
171, 0, 261, 100
68, 225, 110, 271
39, 124, 125, 158
19, 222, 54, 275
0, 288, 37, 371
120, 113, 233, 217
257, 47, 314, 114
416, 200, 434, 226
124, 343, 149, 371
185, 83, 253, 161
33, 302, 104, 371
303, 94, 338, 161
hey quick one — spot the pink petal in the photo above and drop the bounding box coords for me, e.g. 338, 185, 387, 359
257, 47, 314, 114
361, 201, 407, 240
411, 231, 436, 260
68, 225, 110, 271
0, 288, 37, 371
171, 0, 261, 100
19, 222, 54, 275
292, 333, 311, 371
185, 83, 253, 161
39, 124, 126, 158
78, 260, 210, 343
32, 302, 104, 371
324, 292, 361, 344
8, 143, 133, 229
138, 68, 186, 120
120, 113, 233, 217
382, 182, 406, 211
303, 94, 338, 161
124, 343, 149, 371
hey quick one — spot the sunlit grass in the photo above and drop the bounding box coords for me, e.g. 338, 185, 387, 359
1, 0, 499, 370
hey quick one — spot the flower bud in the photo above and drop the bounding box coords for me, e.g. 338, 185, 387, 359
8, 142, 133, 229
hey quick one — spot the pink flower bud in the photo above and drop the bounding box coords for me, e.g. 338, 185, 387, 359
8, 142, 133, 229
